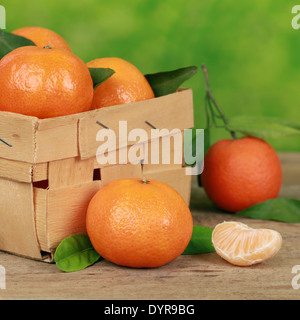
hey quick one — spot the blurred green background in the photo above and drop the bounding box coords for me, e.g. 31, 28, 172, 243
2, 0, 300, 151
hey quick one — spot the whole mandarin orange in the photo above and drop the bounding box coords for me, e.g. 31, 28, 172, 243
0, 46, 94, 118
12, 26, 72, 51
201, 136, 282, 212
86, 57, 155, 109
86, 178, 193, 268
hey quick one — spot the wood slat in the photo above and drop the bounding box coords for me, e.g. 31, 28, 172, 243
78, 89, 194, 160
0, 112, 38, 163
142, 130, 185, 173
0, 90, 194, 164
0, 158, 33, 183
100, 163, 143, 186
0, 178, 42, 259
34, 188, 48, 252
48, 157, 94, 189
144, 167, 192, 205
46, 181, 102, 250
0, 158, 47, 183
32, 163, 48, 182
35, 116, 79, 163
94, 143, 145, 169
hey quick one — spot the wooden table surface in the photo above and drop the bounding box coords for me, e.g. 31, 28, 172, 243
0, 153, 299, 300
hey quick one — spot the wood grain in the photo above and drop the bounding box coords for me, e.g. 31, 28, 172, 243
33, 188, 48, 253
0, 152, 299, 300
48, 157, 95, 189
0, 112, 38, 163
46, 181, 102, 250
0, 178, 42, 260
0, 89, 193, 166
35, 116, 79, 163
0, 158, 33, 183
78, 89, 194, 160
0, 159, 48, 183
145, 166, 192, 205
100, 163, 143, 186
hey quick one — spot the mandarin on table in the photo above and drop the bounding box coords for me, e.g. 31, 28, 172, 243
201, 136, 282, 212
212, 221, 282, 266
0, 46, 94, 118
86, 178, 193, 268
86, 57, 155, 109
12, 26, 72, 51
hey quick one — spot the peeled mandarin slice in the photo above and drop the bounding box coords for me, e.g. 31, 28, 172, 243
212, 221, 282, 267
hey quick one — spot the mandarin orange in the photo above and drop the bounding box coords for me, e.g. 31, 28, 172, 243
12, 26, 72, 51
0, 46, 94, 118
201, 136, 282, 212
86, 178, 193, 268
86, 57, 155, 109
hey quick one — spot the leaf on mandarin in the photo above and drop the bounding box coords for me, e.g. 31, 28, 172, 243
226, 116, 300, 140
88, 67, 115, 89
54, 234, 101, 272
236, 198, 300, 223
145, 66, 198, 97
182, 225, 215, 255
0, 30, 36, 59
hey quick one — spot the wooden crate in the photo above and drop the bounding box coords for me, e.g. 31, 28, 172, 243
0, 88, 194, 262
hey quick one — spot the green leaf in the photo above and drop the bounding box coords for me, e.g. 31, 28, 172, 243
226, 116, 300, 140
182, 225, 215, 255
145, 66, 198, 97
54, 234, 101, 272
0, 30, 36, 60
88, 67, 115, 89
236, 198, 300, 223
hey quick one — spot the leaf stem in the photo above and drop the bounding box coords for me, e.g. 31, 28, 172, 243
201, 64, 237, 140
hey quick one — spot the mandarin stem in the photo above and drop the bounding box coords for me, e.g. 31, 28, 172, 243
201, 64, 237, 140
141, 177, 150, 184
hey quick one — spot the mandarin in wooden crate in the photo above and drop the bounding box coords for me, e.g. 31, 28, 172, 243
0, 88, 194, 262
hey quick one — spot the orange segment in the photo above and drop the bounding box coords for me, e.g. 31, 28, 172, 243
212, 221, 282, 266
